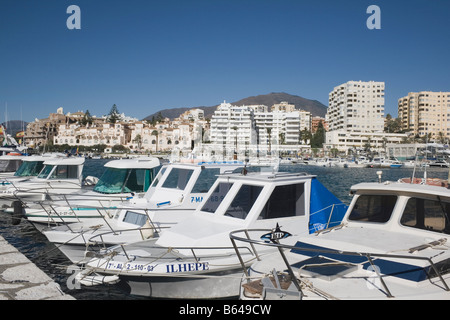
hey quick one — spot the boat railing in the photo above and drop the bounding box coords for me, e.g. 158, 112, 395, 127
90, 239, 256, 271
229, 228, 450, 298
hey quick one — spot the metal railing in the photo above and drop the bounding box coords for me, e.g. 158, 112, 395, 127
229, 228, 450, 298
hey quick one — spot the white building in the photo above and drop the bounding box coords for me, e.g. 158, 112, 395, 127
54, 122, 130, 147
327, 80, 385, 132
325, 130, 407, 155
325, 81, 406, 154
207, 101, 311, 159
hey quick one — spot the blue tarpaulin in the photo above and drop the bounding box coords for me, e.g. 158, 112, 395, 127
308, 178, 348, 233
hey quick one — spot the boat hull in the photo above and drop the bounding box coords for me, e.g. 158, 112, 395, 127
117, 268, 243, 299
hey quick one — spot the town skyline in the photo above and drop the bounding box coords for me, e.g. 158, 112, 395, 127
1, 1, 449, 123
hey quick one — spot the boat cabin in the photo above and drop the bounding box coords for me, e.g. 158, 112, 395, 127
155, 171, 347, 252
110, 162, 245, 230
92, 157, 161, 195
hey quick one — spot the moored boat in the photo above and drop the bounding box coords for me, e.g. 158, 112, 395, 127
233, 172, 450, 300
75, 169, 347, 299
41, 161, 245, 263
23, 157, 161, 229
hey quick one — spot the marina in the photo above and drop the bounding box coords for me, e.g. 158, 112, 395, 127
0, 157, 449, 299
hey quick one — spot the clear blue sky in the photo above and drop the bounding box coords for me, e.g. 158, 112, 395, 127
1, 0, 449, 122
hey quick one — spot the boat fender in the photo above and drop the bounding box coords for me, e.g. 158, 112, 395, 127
75, 269, 119, 287
84, 176, 99, 186
11, 200, 24, 225
140, 219, 155, 239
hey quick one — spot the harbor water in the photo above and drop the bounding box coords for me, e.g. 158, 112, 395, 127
0, 158, 448, 300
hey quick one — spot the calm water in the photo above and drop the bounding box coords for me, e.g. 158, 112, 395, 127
0, 158, 448, 300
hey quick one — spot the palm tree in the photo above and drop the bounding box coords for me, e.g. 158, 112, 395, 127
133, 134, 142, 150
267, 128, 272, 155
151, 130, 159, 152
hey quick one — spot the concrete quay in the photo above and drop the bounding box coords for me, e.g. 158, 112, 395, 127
0, 235, 74, 300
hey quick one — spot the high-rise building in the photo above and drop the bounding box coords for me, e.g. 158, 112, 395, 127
208, 101, 311, 156
327, 80, 385, 133
325, 81, 408, 154
398, 91, 450, 140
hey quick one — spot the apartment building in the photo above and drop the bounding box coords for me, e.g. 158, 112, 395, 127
327, 80, 385, 132
325, 81, 407, 154
208, 101, 311, 157
398, 91, 450, 140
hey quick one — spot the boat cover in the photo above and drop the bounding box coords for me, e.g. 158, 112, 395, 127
309, 178, 347, 233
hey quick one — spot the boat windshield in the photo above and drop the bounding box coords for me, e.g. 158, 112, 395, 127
201, 182, 234, 213
93, 168, 156, 194
37, 165, 79, 180
191, 168, 221, 193
401, 197, 450, 234
161, 168, 194, 190
14, 161, 44, 177
223, 184, 264, 219
258, 183, 305, 219
348, 195, 397, 223
0, 159, 22, 172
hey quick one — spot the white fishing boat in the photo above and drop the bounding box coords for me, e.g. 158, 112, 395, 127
42, 161, 245, 263
233, 172, 450, 300
0, 154, 58, 195
23, 157, 161, 229
0, 153, 26, 178
75, 170, 347, 299
0, 156, 86, 214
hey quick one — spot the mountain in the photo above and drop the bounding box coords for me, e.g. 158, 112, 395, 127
143, 92, 327, 121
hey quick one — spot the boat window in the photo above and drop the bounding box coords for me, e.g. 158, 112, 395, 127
400, 197, 450, 234
162, 168, 194, 190
191, 168, 220, 193
123, 211, 148, 226
201, 182, 233, 213
38, 165, 55, 179
258, 183, 305, 219
348, 195, 397, 223
94, 168, 158, 194
0, 159, 22, 173
94, 168, 128, 194
151, 167, 166, 187
14, 161, 44, 177
223, 184, 264, 219
123, 169, 157, 193
50, 165, 79, 179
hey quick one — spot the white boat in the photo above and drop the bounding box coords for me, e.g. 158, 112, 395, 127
0, 154, 26, 178
75, 170, 347, 299
234, 173, 450, 300
0, 156, 86, 215
42, 161, 245, 263
0, 154, 58, 197
368, 157, 403, 168
429, 160, 449, 168
23, 157, 161, 229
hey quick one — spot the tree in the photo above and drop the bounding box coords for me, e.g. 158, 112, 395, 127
133, 134, 142, 150
107, 104, 122, 124
81, 110, 93, 126
300, 128, 312, 145
156, 112, 164, 123
311, 121, 325, 148
384, 114, 402, 133
151, 130, 159, 152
